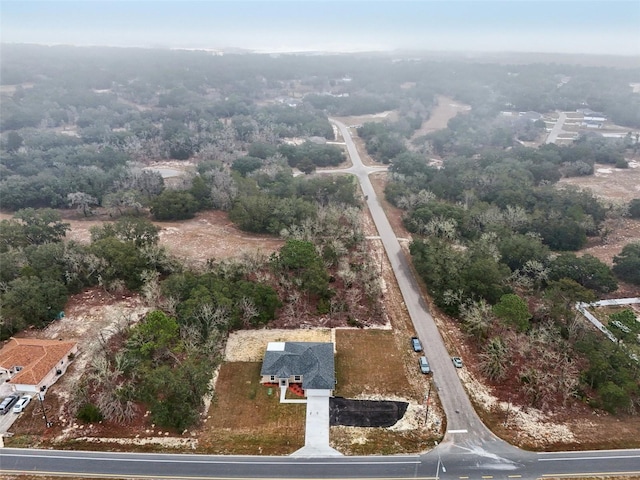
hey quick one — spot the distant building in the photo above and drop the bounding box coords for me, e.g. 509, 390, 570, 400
582, 120, 604, 129
577, 108, 607, 122
518, 111, 543, 122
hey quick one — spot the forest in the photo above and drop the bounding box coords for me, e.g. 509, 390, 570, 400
1, 44, 639, 426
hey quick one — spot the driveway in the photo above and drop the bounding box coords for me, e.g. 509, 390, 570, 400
292, 391, 341, 457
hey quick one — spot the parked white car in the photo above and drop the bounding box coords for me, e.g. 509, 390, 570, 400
13, 395, 32, 413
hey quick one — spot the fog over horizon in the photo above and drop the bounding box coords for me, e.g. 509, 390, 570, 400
1, 0, 639, 57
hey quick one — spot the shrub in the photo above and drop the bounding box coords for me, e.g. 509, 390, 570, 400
77, 403, 103, 423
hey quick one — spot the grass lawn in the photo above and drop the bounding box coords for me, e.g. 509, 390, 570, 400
198, 362, 306, 455
332, 328, 438, 455
197, 329, 438, 456
335, 329, 422, 401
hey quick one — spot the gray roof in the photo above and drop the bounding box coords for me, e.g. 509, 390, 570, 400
260, 342, 335, 390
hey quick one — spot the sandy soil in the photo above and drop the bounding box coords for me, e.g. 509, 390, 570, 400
412, 95, 471, 138
559, 161, 640, 203
0, 209, 284, 267
224, 328, 333, 362
558, 160, 640, 269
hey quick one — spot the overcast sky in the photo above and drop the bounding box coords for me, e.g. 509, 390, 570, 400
1, 1, 639, 56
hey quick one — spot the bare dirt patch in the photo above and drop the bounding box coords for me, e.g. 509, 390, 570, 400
559, 161, 640, 203
332, 110, 399, 128
154, 210, 283, 266
558, 160, 640, 269
412, 95, 471, 138
224, 328, 332, 362
0, 209, 284, 267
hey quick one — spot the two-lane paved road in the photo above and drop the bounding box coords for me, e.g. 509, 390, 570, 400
329, 119, 503, 440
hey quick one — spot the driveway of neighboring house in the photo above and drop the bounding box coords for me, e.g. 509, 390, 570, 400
0, 383, 25, 434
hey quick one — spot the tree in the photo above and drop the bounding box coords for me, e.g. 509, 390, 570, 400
276, 239, 329, 298
628, 199, 640, 219
612, 242, 640, 285
67, 192, 99, 217
127, 310, 179, 359
498, 233, 550, 272
231, 156, 263, 176
544, 278, 596, 324
91, 217, 160, 248
150, 190, 198, 220
550, 253, 618, 293
89, 237, 150, 290
5, 131, 24, 152
461, 255, 510, 304
0, 208, 70, 251
480, 336, 509, 381
492, 293, 531, 332
1, 277, 68, 335
459, 299, 494, 341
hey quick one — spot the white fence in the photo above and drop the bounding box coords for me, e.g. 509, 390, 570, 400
576, 298, 640, 363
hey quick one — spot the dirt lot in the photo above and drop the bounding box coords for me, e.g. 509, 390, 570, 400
0, 209, 284, 268
412, 95, 471, 138
559, 160, 640, 272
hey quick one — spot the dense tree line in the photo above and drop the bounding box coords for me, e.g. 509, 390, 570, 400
384, 138, 639, 413
0, 213, 174, 338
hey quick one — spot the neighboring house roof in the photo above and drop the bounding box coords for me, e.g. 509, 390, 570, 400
0, 337, 77, 386
518, 111, 542, 121
261, 342, 335, 390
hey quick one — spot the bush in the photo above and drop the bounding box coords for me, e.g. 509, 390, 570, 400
77, 403, 103, 423
150, 190, 198, 220
628, 199, 640, 219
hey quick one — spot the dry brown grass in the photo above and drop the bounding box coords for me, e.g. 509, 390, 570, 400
331, 329, 439, 455
335, 329, 421, 401
197, 362, 306, 455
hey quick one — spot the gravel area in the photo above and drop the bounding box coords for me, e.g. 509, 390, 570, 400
224, 328, 334, 362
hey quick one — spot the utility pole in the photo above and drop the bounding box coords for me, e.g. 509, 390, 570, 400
38, 393, 52, 428
425, 380, 432, 424
503, 395, 511, 427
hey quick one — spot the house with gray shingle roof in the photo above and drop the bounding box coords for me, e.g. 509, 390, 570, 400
260, 342, 335, 395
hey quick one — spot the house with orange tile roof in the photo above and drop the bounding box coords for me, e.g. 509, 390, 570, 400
0, 338, 77, 396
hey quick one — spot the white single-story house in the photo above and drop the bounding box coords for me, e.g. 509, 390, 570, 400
260, 342, 335, 397
0, 337, 78, 395
578, 109, 607, 122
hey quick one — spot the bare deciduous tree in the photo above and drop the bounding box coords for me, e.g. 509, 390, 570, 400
480, 336, 509, 381
67, 192, 98, 217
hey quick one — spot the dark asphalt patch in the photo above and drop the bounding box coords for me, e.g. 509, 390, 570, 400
330, 397, 409, 427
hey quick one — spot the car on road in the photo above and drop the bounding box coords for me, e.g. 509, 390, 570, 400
419, 356, 431, 374
411, 336, 423, 352
13, 395, 32, 413
452, 356, 463, 368
0, 394, 20, 415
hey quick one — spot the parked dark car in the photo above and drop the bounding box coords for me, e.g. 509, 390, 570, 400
411, 336, 423, 352
0, 394, 20, 415
419, 356, 431, 374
